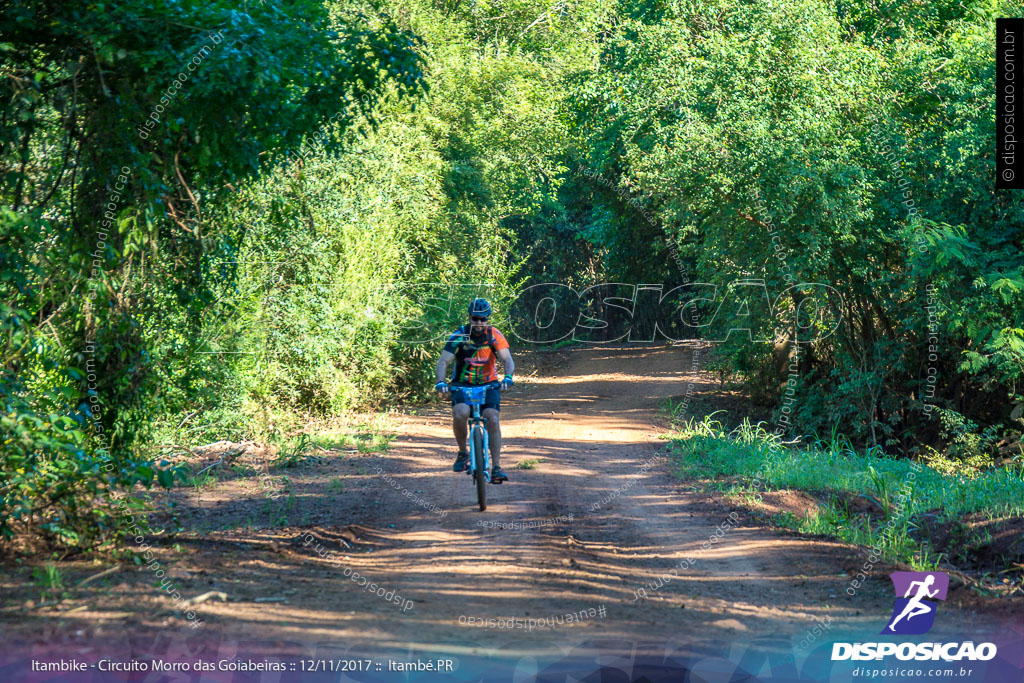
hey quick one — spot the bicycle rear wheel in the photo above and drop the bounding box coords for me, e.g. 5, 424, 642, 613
473, 428, 486, 511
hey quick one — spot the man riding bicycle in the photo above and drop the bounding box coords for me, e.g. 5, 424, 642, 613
434, 298, 515, 483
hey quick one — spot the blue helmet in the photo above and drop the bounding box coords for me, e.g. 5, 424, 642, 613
468, 298, 492, 319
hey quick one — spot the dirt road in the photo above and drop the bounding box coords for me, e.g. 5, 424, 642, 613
1, 344, 1005, 663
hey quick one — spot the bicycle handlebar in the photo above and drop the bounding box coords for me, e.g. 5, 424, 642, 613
448, 380, 503, 390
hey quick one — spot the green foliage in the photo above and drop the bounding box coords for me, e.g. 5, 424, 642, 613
669, 413, 1024, 519
274, 433, 315, 469
569, 0, 1024, 454
185, 471, 218, 492
666, 412, 1024, 567
928, 407, 1002, 471
310, 419, 396, 453
4, 0, 1023, 554
173, 11, 579, 434
0, 207, 167, 545
31, 563, 65, 602
1, 0, 425, 550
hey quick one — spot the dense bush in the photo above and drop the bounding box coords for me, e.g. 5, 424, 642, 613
0, 0, 424, 548
567, 0, 1023, 458
3, 0, 1022, 551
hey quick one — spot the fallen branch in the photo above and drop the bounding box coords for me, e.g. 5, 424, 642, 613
174, 149, 202, 237
76, 565, 121, 587
195, 448, 243, 476
195, 458, 226, 476
181, 590, 228, 607
176, 411, 199, 432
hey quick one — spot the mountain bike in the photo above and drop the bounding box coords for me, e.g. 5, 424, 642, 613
453, 381, 502, 511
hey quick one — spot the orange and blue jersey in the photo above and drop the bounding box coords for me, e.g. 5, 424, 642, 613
443, 325, 510, 385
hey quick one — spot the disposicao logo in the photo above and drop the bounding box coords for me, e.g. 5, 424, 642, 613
831, 571, 997, 662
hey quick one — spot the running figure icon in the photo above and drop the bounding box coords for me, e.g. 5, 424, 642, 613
886, 574, 939, 632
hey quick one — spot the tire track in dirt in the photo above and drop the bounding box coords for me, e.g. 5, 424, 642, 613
2, 343, 1004, 659
333, 343, 1000, 657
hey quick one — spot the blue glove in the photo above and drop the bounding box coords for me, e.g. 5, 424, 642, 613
435, 381, 449, 393
500, 375, 514, 390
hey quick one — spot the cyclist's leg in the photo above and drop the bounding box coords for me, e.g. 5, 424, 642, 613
453, 403, 470, 452
482, 407, 500, 467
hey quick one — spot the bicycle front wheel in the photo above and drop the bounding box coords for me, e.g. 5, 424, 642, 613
473, 428, 486, 511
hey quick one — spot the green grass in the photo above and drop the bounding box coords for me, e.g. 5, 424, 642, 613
516, 458, 544, 469
308, 415, 397, 454
185, 472, 218, 490
31, 563, 65, 603
665, 413, 1024, 570
548, 338, 581, 351
274, 433, 315, 467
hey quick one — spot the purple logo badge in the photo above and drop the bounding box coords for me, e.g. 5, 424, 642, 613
883, 571, 949, 635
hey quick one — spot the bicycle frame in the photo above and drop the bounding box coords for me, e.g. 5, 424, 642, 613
458, 383, 494, 483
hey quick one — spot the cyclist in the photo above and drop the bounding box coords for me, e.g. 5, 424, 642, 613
434, 298, 515, 483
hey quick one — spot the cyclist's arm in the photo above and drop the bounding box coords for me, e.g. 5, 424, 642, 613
497, 347, 514, 377
436, 350, 455, 383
